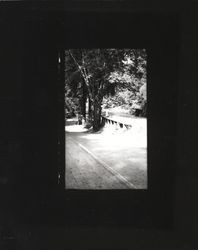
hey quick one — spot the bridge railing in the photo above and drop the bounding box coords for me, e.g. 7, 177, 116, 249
101, 115, 132, 130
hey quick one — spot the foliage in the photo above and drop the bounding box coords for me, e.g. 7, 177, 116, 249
65, 49, 147, 130
102, 49, 147, 116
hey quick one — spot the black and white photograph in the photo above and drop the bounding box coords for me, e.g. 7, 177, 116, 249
2, 1, 198, 248
65, 49, 147, 189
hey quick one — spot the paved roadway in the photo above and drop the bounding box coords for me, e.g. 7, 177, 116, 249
65, 117, 147, 189
66, 133, 132, 189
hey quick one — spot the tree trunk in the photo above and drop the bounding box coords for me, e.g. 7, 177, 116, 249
81, 95, 86, 120
81, 81, 87, 120
88, 97, 92, 120
92, 101, 102, 131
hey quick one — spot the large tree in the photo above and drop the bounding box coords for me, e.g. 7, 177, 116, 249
65, 49, 147, 131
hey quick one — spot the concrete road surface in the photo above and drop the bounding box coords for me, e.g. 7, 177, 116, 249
65, 118, 147, 189
66, 134, 132, 189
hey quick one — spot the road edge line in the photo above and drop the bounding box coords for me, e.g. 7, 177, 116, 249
68, 136, 137, 189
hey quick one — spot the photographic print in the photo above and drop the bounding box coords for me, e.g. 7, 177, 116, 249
65, 49, 147, 189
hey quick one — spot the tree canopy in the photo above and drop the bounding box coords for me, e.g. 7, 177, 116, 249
65, 48, 147, 131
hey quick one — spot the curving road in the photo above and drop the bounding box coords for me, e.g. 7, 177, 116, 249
65, 117, 147, 189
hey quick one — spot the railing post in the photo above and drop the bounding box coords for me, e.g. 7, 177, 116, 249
101, 115, 132, 131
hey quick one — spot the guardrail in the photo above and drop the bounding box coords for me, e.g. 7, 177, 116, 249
101, 115, 132, 130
